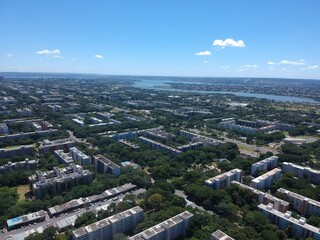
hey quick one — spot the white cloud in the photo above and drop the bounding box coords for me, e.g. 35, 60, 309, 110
307, 65, 319, 70
280, 59, 305, 65
267, 61, 275, 65
237, 68, 248, 72
213, 38, 245, 48
53, 55, 64, 59
36, 49, 61, 55
203, 60, 208, 64
246, 64, 258, 68
94, 54, 104, 59
195, 51, 211, 56
220, 66, 230, 69
72, 58, 77, 61
7, 53, 13, 58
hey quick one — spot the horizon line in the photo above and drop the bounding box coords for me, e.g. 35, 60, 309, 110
0, 71, 320, 81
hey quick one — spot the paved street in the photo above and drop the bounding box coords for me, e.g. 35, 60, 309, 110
175, 189, 213, 215
222, 136, 279, 155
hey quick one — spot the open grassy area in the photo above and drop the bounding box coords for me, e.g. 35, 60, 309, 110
16, 185, 29, 200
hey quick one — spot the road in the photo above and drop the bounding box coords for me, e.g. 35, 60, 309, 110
175, 190, 214, 215
222, 136, 279, 155
67, 130, 96, 150
67, 130, 86, 143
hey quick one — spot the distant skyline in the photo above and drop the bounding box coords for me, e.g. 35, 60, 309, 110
1, 0, 320, 79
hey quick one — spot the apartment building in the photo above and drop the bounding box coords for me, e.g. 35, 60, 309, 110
180, 130, 222, 147
54, 149, 74, 164
93, 155, 121, 177
0, 122, 9, 134
0, 145, 34, 159
250, 168, 281, 189
177, 142, 203, 152
205, 169, 242, 190
282, 162, 320, 184
232, 181, 289, 213
0, 158, 38, 174
29, 164, 94, 199
72, 206, 144, 240
211, 230, 235, 240
278, 188, 320, 216
259, 203, 320, 240
69, 147, 90, 165
129, 211, 193, 240
110, 131, 138, 141
138, 136, 182, 155
39, 138, 75, 154
251, 156, 279, 176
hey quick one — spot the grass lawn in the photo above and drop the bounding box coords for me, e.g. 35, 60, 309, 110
17, 185, 29, 200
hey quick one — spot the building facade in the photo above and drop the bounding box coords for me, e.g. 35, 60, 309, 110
250, 168, 281, 189
282, 162, 320, 184
205, 169, 242, 190
211, 230, 235, 240
93, 155, 121, 177
129, 211, 193, 240
278, 188, 320, 217
232, 181, 290, 213
251, 156, 279, 176
29, 164, 94, 199
259, 203, 320, 240
72, 206, 144, 240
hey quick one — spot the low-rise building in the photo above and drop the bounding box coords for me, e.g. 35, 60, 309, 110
277, 188, 320, 216
48, 183, 137, 217
129, 211, 193, 240
250, 168, 281, 189
205, 169, 242, 190
93, 155, 121, 177
6, 210, 46, 230
259, 203, 320, 240
72, 206, 144, 240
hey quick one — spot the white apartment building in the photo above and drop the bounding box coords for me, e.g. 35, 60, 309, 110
129, 211, 193, 240
211, 230, 235, 240
259, 203, 320, 240
72, 206, 144, 240
251, 156, 278, 176
250, 168, 281, 189
205, 169, 242, 190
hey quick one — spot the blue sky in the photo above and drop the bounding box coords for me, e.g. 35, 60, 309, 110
1, 0, 320, 79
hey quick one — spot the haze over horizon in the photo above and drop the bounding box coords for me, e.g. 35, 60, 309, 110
1, 0, 320, 79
